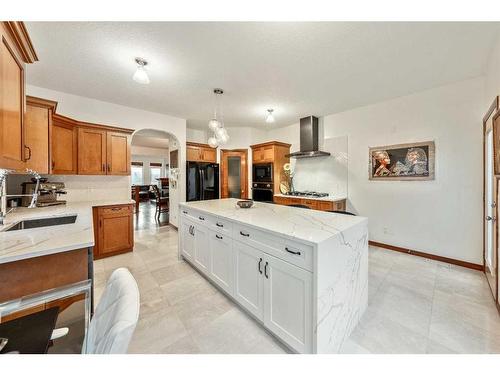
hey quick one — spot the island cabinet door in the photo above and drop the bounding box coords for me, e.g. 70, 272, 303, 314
209, 230, 234, 296
193, 223, 210, 275
263, 254, 313, 354
234, 241, 265, 321
180, 219, 196, 261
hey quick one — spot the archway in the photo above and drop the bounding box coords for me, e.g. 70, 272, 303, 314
130, 128, 181, 230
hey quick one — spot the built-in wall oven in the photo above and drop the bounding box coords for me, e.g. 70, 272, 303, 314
252, 182, 274, 202
252, 163, 273, 183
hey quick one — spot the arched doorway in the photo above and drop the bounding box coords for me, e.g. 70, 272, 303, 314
130, 129, 181, 230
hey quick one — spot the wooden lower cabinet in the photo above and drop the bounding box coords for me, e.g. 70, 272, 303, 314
274, 195, 346, 212
93, 204, 134, 259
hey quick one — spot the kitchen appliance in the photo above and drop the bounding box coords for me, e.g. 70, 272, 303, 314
252, 163, 273, 183
285, 191, 329, 198
252, 182, 274, 202
21, 181, 67, 207
186, 162, 219, 201
286, 116, 331, 158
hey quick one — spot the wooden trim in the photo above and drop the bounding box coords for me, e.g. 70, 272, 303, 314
52, 113, 134, 134
186, 141, 211, 148
26, 95, 58, 112
250, 141, 292, 149
369, 241, 484, 271
483, 96, 499, 124
2, 21, 38, 63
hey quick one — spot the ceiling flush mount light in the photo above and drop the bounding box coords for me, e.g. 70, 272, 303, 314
133, 57, 150, 84
207, 88, 229, 148
266, 109, 275, 124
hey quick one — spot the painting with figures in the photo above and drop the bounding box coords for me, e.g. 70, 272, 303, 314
369, 141, 435, 181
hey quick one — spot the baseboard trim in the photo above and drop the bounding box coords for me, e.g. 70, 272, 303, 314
169, 223, 178, 230
368, 240, 484, 271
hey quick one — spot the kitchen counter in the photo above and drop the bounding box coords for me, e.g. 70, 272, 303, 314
182, 198, 361, 244
178, 198, 368, 353
0, 199, 135, 264
273, 193, 347, 202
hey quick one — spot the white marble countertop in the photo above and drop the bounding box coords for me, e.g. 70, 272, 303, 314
180, 198, 366, 244
0, 199, 135, 264
274, 193, 348, 202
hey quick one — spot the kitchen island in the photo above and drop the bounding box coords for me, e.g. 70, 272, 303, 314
178, 198, 368, 354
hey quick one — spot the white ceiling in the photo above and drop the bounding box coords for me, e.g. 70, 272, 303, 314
132, 130, 169, 149
25, 22, 500, 129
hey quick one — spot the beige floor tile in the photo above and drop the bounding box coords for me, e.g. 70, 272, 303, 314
151, 261, 195, 286
160, 272, 217, 306
161, 334, 202, 354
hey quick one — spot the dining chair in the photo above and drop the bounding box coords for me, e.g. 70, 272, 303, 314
151, 184, 169, 221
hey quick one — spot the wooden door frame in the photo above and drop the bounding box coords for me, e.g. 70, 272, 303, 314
220, 149, 249, 199
483, 96, 499, 310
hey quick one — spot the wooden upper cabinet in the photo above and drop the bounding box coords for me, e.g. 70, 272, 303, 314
252, 144, 274, 163
78, 127, 107, 175
51, 115, 77, 174
107, 131, 130, 175
0, 22, 38, 171
187, 142, 217, 163
250, 141, 290, 164
25, 96, 57, 174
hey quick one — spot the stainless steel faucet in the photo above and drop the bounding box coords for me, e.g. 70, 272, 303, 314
0, 168, 41, 225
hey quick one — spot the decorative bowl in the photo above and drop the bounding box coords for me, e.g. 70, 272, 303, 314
236, 200, 254, 209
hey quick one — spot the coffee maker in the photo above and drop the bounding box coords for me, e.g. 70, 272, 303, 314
21, 181, 67, 207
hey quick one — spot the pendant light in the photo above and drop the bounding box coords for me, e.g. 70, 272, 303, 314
133, 57, 150, 84
266, 109, 275, 123
207, 88, 229, 148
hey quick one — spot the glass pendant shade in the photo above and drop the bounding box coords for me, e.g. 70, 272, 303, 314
208, 119, 220, 131
133, 65, 150, 84
208, 136, 219, 148
266, 109, 275, 123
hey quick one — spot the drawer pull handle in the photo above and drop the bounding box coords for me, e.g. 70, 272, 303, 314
240, 231, 250, 237
264, 261, 269, 279
258, 258, 263, 274
285, 247, 301, 256
199, 216, 205, 221
111, 207, 121, 211
216, 234, 223, 240
183, 210, 188, 214
216, 222, 224, 227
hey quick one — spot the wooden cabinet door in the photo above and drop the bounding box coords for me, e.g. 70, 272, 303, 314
201, 147, 216, 163
263, 253, 312, 353
0, 27, 25, 170
262, 145, 274, 162
234, 241, 264, 321
180, 218, 196, 261
252, 147, 263, 163
209, 230, 234, 296
187, 145, 202, 162
78, 127, 107, 175
51, 121, 77, 174
25, 104, 49, 173
95, 205, 133, 258
193, 223, 210, 275
107, 131, 130, 175
317, 201, 334, 211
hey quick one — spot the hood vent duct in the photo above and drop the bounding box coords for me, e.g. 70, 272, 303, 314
286, 116, 331, 158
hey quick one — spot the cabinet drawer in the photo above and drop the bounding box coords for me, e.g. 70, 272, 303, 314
210, 216, 233, 236
99, 204, 132, 216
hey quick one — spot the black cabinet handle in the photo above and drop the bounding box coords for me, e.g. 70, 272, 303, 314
216, 234, 223, 240
258, 258, 263, 274
183, 210, 188, 214
240, 231, 250, 237
264, 261, 269, 279
199, 216, 205, 221
285, 247, 301, 256
216, 222, 224, 227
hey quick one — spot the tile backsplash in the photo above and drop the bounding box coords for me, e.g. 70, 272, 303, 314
7, 174, 130, 203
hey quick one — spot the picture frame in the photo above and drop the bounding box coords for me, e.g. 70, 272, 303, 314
368, 141, 435, 181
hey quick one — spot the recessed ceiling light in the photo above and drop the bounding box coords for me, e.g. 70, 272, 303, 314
266, 109, 275, 124
133, 57, 150, 84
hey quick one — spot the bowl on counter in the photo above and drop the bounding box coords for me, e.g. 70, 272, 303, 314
236, 200, 254, 209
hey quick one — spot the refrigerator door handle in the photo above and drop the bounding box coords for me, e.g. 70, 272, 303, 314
199, 169, 204, 200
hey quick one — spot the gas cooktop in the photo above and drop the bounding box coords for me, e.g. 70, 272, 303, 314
285, 191, 329, 198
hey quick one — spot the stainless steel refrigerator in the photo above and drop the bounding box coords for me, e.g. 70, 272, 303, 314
186, 161, 220, 201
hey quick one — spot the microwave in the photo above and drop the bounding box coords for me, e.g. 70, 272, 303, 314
253, 163, 273, 182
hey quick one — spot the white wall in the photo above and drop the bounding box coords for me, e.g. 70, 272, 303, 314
26, 85, 187, 227
186, 128, 207, 143
484, 33, 500, 107
266, 77, 485, 265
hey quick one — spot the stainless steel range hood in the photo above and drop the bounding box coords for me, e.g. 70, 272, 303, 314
286, 116, 331, 158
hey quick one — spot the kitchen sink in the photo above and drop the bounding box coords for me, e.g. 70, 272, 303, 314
3, 215, 77, 232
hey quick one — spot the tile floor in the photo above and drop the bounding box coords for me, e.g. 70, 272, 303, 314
91, 223, 500, 354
